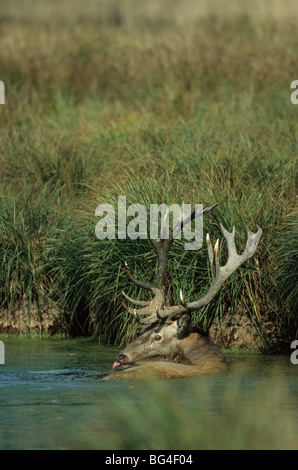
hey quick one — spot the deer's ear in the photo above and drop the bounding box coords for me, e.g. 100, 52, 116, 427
175, 313, 191, 337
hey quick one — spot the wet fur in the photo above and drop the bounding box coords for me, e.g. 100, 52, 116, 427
105, 324, 229, 380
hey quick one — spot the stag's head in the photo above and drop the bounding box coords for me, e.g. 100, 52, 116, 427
113, 314, 192, 369
112, 203, 262, 373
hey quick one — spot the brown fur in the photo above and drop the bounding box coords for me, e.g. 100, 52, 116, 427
168, 345, 193, 365
105, 359, 229, 380
105, 318, 230, 380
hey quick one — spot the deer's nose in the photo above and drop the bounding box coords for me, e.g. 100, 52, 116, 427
112, 354, 127, 369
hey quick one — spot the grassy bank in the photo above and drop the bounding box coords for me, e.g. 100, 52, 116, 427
0, 0, 297, 348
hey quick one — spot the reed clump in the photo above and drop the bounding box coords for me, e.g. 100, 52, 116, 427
0, 0, 297, 347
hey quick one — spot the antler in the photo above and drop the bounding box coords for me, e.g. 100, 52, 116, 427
121, 260, 166, 325
121, 203, 218, 325
121, 203, 262, 327
178, 224, 262, 312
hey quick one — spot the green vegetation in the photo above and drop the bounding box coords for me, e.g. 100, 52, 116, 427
80, 373, 298, 450
0, 0, 297, 348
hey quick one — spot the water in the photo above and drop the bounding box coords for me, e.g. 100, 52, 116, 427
0, 337, 297, 450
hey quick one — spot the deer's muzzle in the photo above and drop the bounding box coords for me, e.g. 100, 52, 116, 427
112, 353, 128, 369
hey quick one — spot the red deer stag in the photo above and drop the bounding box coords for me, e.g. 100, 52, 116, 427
106, 204, 262, 379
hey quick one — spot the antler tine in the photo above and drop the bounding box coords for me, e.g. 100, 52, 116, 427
124, 261, 156, 291
121, 291, 151, 307
214, 238, 220, 277
122, 304, 158, 327
206, 233, 214, 275
121, 300, 154, 317
180, 289, 187, 307
181, 224, 262, 312
176, 233, 219, 309
133, 309, 139, 322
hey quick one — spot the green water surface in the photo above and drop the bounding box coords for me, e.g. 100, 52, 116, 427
0, 337, 297, 450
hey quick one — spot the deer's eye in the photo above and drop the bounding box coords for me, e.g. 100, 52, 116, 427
153, 335, 161, 341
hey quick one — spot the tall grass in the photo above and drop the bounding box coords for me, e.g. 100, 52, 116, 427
77, 376, 298, 450
0, 0, 297, 347
272, 206, 298, 333
0, 183, 76, 330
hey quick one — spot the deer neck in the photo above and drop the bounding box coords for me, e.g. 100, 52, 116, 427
178, 331, 214, 366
